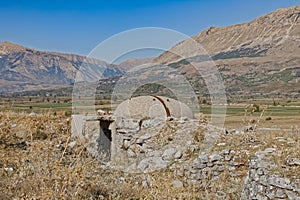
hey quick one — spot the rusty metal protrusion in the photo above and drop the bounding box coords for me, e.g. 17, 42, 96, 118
151, 95, 171, 117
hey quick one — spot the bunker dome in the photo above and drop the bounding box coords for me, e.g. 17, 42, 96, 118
113, 95, 194, 119
71, 96, 194, 165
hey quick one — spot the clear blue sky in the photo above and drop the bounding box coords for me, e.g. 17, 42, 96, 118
0, 0, 299, 56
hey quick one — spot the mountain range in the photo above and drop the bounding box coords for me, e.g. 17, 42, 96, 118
0, 42, 123, 94
0, 5, 299, 97
155, 5, 300, 97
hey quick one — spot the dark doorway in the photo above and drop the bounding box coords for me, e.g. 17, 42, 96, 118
99, 119, 113, 161
100, 120, 112, 141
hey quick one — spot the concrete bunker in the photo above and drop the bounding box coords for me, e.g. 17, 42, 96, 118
72, 95, 194, 165
113, 95, 194, 119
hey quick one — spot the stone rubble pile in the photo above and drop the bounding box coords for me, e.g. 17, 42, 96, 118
242, 150, 300, 199
72, 114, 299, 199
173, 149, 248, 186
113, 117, 215, 173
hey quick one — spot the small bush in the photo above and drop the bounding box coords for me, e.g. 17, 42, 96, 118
266, 117, 272, 121
253, 104, 260, 112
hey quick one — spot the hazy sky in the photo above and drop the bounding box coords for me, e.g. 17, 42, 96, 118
0, 0, 299, 56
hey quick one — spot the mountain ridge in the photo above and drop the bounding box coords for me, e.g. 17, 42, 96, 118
1, 5, 300, 96
151, 5, 300, 97
156, 5, 300, 63
0, 41, 123, 93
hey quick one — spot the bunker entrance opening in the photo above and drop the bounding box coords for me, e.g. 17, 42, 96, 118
99, 119, 113, 160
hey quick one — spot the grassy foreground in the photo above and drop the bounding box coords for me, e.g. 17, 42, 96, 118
0, 111, 223, 199
0, 109, 299, 199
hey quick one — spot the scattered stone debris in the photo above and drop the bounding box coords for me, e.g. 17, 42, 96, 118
286, 158, 300, 166
71, 96, 300, 199
4, 167, 14, 172
242, 155, 300, 199
172, 180, 183, 188
28, 112, 37, 117
264, 147, 276, 153
68, 141, 76, 149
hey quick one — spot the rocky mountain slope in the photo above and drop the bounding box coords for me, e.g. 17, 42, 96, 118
118, 58, 153, 71
154, 6, 300, 97
0, 42, 123, 94
158, 6, 300, 62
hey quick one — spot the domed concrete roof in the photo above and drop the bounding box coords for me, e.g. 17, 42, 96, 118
113, 96, 194, 119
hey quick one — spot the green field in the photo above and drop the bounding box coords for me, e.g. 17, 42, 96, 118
200, 105, 300, 116
1, 97, 299, 120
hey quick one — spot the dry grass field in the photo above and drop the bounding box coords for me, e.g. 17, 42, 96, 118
0, 98, 299, 199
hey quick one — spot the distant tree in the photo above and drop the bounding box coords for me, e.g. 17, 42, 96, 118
253, 104, 260, 112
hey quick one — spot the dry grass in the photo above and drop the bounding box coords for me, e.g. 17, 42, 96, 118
0, 111, 205, 199
0, 111, 141, 199
0, 110, 299, 199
